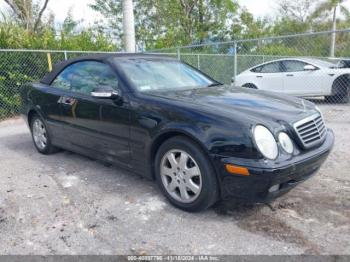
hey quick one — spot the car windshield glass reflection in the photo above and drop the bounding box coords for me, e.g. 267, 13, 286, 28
116, 59, 217, 92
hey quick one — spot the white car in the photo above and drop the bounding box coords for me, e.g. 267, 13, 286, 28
234, 58, 350, 103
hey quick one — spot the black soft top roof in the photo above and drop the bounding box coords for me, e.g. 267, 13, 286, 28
40, 53, 174, 85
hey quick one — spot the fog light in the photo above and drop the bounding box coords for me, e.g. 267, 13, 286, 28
268, 184, 280, 193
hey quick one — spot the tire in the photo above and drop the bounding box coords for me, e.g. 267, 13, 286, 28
324, 95, 336, 103
325, 92, 349, 104
326, 76, 350, 103
242, 83, 258, 89
340, 89, 350, 103
155, 136, 218, 212
343, 92, 350, 103
30, 114, 59, 154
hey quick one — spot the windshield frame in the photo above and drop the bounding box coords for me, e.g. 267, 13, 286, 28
112, 57, 222, 93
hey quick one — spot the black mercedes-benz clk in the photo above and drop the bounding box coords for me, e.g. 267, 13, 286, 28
20, 54, 334, 212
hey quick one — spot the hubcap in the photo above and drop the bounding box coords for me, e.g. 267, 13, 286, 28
160, 149, 202, 203
32, 119, 47, 150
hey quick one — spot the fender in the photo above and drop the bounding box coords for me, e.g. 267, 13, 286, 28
21, 84, 46, 127
149, 122, 209, 158
146, 122, 222, 184
26, 106, 42, 124
23, 85, 50, 123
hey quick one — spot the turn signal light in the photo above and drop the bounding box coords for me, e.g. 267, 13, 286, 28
225, 164, 249, 176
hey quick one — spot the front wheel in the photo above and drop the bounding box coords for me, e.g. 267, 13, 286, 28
155, 136, 218, 212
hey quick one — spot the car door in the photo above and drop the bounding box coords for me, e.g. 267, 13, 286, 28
27, 82, 68, 141
282, 60, 329, 96
253, 61, 284, 93
50, 61, 131, 166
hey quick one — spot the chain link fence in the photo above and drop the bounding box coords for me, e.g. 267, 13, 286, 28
150, 29, 350, 122
1, 30, 350, 121
0, 50, 117, 120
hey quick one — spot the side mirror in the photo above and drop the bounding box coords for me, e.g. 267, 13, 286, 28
304, 65, 317, 71
91, 86, 120, 99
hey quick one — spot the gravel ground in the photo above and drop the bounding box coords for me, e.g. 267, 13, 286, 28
0, 106, 349, 255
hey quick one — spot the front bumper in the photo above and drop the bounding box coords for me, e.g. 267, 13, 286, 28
212, 129, 335, 202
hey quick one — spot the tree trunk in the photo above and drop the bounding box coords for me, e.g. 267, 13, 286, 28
198, 0, 204, 43
122, 0, 136, 52
33, 0, 49, 32
330, 4, 337, 57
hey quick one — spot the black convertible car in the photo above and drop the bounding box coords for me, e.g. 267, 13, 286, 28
20, 54, 334, 212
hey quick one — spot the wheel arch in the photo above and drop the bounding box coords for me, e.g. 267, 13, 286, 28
149, 129, 222, 201
331, 74, 350, 95
149, 130, 210, 179
242, 83, 258, 89
27, 107, 46, 125
27, 109, 38, 126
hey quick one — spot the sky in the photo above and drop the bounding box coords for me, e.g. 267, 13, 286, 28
47, 0, 102, 27
238, 0, 277, 17
0, 0, 279, 26
49, 0, 278, 25
1, 0, 350, 26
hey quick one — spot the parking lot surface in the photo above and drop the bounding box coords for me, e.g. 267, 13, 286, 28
0, 105, 349, 255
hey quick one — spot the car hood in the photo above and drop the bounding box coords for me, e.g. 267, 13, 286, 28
146, 85, 317, 125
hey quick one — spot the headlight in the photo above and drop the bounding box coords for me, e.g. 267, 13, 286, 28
278, 132, 294, 154
253, 125, 278, 160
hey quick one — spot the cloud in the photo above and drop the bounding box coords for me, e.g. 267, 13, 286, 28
47, 0, 104, 26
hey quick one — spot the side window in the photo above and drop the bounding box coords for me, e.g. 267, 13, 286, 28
283, 60, 307, 72
251, 66, 262, 73
260, 62, 281, 73
51, 61, 118, 95
51, 66, 73, 90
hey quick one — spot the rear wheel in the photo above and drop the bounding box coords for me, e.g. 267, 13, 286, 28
30, 115, 59, 154
325, 91, 349, 103
155, 136, 218, 212
326, 76, 350, 103
344, 92, 350, 103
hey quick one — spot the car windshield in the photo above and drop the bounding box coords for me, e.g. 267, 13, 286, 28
116, 58, 218, 92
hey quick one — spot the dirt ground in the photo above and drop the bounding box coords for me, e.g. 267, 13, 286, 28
0, 104, 349, 255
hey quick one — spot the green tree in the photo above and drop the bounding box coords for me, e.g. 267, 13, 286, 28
312, 0, 349, 56
90, 0, 238, 49
90, 0, 157, 49
231, 8, 272, 40
2, 0, 49, 32
272, 0, 318, 35
182, 0, 238, 43
277, 0, 317, 23
61, 7, 80, 35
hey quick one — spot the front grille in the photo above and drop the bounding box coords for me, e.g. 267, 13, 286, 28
293, 113, 326, 149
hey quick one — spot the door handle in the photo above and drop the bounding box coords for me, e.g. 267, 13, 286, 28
256, 75, 263, 78
286, 74, 294, 77
58, 96, 76, 106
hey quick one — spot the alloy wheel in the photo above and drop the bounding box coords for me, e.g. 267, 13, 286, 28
160, 149, 202, 203
32, 118, 48, 150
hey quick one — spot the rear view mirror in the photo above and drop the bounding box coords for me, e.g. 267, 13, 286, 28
91, 86, 120, 99
304, 65, 317, 71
